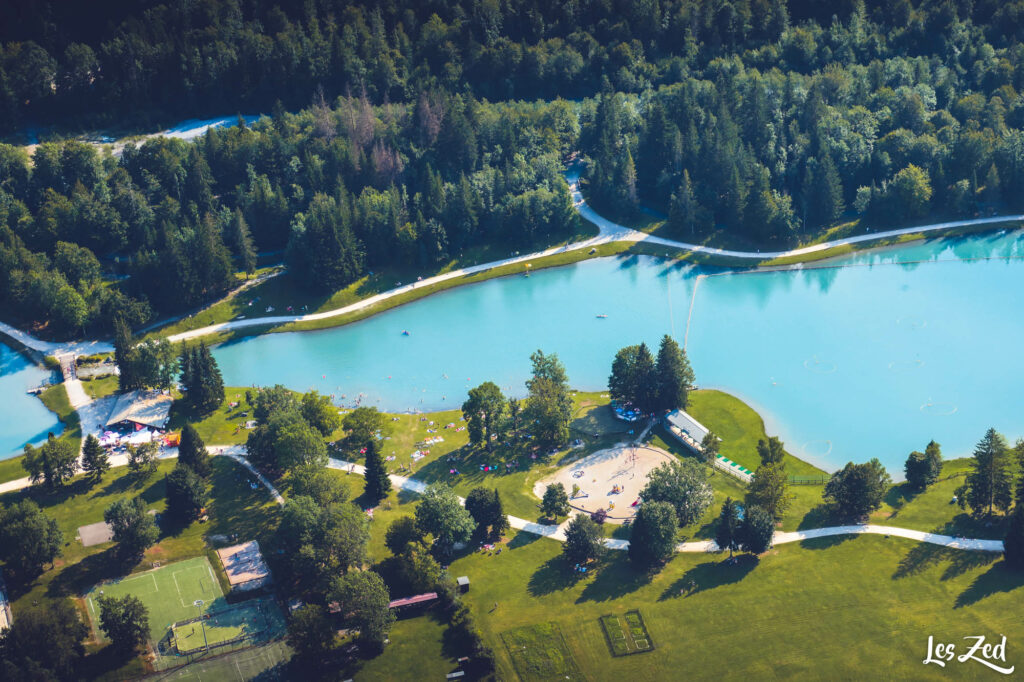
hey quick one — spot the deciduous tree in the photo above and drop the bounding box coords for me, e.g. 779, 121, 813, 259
640, 459, 713, 526
628, 501, 677, 568
97, 594, 149, 654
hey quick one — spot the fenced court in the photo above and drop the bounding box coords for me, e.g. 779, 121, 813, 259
149, 640, 291, 681
171, 601, 272, 654
85, 557, 226, 647
600, 610, 654, 656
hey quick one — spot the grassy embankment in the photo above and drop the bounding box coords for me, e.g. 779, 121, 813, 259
145, 221, 602, 342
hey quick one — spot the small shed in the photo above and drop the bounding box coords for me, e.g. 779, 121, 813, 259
388, 592, 439, 611
457, 576, 470, 593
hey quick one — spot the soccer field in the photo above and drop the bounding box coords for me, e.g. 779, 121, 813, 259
85, 557, 226, 645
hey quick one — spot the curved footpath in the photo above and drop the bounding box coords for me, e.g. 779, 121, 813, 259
155, 176, 1024, 343
2, 174, 1022, 353
325, 457, 1005, 554
0, 445, 1001, 553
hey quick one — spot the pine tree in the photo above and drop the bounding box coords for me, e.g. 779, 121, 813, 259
805, 155, 844, 228
1004, 504, 1024, 570
114, 316, 139, 391
670, 169, 697, 236
655, 335, 695, 412
960, 428, 1013, 516
363, 440, 391, 505
633, 342, 658, 414
715, 497, 742, 556
228, 208, 257, 275
983, 163, 1001, 205
177, 424, 211, 478
490, 488, 509, 540
81, 434, 109, 482
617, 148, 638, 213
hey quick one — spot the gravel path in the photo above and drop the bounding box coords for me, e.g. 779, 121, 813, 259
326, 458, 1005, 554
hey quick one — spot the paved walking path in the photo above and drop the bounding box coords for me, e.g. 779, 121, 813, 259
2, 172, 1022, 350
325, 458, 1005, 553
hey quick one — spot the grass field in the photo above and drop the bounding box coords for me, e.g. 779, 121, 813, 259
80, 374, 119, 400
501, 622, 583, 681
85, 557, 226, 646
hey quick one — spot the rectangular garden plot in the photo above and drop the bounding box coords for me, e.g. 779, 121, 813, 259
501, 622, 583, 681
600, 610, 654, 656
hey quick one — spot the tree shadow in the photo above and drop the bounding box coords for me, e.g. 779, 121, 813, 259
659, 555, 758, 601
527, 555, 582, 597
884, 482, 919, 511
955, 561, 1024, 608
799, 534, 856, 551
797, 504, 834, 531
46, 545, 124, 598
507, 529, 539, 550
575, 555, 652, 604
893, 542, 999, 581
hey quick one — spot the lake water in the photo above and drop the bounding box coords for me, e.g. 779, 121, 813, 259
209, 229, 1024, 474
0, 342, 62, 457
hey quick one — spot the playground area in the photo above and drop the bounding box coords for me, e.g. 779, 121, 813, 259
533, 444, 674, 523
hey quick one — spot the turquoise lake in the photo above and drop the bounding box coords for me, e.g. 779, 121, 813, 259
3, 230, 1022, 472
209, 229, 1024, 474
0, 342, 61, 457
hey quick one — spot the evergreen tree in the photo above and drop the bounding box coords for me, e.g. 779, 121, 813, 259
363, 439, 391, 505
804, 155, 844, 227
670, 169, 698, 236
655, 335, 695, 412
742, 505, 775, 554
228, 208, 257, 275
180, 343, 224, 416
81, 434, 109, 482
165, 464, 208, 522
524, 350, 572, 447
177, 424, 211, 478
114, 315, 140, 391
1004, 504, 1024, 570
715, 497, 742, 556
632, 342, 658, 414
959, 428, 1013, 516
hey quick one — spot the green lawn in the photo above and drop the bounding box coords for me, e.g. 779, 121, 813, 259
0, 455, 26, 484
445, 527, 1021, 681
80, 375, 119, 400
501, 621, 583, 681
38, 382, 81, 444
350, 614, 465, 681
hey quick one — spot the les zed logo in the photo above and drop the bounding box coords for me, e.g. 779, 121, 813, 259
924, 635, 1015, 674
